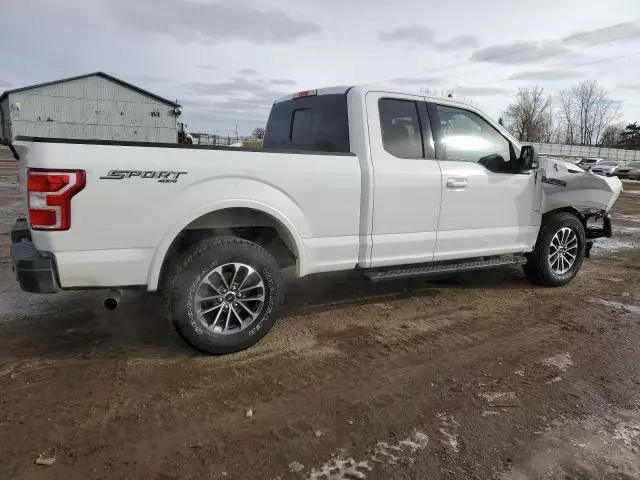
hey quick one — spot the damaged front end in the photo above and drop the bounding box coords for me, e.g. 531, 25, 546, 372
538, 156, 622, 257
583, 210, 612, 257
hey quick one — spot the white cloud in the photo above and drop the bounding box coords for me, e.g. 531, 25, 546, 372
452, 86, 511, 96
564, 21, 640, 46
268, 79, 297, 86
470, 41, 570, 65
1, 0, 639, 133
509, 70, 587, 81
378, 25, 479, 51
103, 0, 323, 45
391, 77, 446, 86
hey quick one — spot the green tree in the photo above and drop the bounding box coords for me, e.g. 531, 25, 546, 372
619, 122, 640, 150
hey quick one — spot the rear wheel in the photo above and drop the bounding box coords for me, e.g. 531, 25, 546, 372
166, 237, 284, 355
523, 212, 586, 286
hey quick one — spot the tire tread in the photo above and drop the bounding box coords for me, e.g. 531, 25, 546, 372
524, 212, 586, 287
164, 236, 283, 354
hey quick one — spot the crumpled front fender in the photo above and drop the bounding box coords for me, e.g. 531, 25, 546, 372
539, 157, 623, 214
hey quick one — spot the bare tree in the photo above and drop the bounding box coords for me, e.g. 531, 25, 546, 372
252, 127, 266, 139
420, 88, 479, 107
599, 122, 625, 147
558, 80, 621, 146
420, 87, 450, 97
539, 97, 556, 143
557, 89, 577, 144
502, 86, 552, 142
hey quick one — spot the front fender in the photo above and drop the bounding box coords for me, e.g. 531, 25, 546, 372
539, 157, 623, 213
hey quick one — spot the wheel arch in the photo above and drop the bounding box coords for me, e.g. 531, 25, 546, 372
542, 206, 586, 227
147, 201, 307, 291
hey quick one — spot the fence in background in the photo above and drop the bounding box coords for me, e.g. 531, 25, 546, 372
523, 142, 640, 161
191, 134, 249, 146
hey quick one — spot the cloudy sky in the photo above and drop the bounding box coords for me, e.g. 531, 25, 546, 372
2, 0, 640, 135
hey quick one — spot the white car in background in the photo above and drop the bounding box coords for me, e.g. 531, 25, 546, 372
590, 161, 626, 176
615, 161, 640, 180
577, 157, 604, 170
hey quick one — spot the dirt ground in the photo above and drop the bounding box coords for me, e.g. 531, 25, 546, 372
1, 146, 640, 480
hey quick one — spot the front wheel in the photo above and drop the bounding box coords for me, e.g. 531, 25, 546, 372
523, 212, 586, 286
166, 237, 284, 355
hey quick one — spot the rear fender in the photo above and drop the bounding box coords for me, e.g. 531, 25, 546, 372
146, 178, 309, 290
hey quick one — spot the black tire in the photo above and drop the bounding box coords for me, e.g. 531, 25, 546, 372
166, 236, 284, 355
523, 212, 586, 287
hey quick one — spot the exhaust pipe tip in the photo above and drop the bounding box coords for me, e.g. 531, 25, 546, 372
103, 289, 123, 310
103, 297, 119, 310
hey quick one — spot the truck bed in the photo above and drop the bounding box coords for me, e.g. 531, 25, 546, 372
12, 137, 362, 289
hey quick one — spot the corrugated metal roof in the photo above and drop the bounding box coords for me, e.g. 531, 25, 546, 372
0, 72, 181, 107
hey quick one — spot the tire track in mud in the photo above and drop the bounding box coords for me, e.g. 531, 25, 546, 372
3, 283, 637, 479
81, 285, 611, 479
115, 286, 590, 422
112, 319, 560, 473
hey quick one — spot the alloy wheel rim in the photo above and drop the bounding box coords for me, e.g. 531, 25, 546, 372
549, 227, 578, 275
194, 263, 265, 335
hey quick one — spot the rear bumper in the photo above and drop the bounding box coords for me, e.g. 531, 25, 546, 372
10, 218, 58, 293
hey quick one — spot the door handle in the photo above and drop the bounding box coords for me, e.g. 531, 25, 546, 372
446, 178, 468, 189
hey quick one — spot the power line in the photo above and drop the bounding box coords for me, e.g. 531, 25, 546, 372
458, 50, 640, 89
376, 20, 640, 86
438, 30, 640, 85
401, 29, 640, 87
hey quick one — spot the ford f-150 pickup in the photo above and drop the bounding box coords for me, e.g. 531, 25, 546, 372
9, 85, 622, 354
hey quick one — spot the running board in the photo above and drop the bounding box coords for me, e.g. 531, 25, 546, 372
363, 255, 527, 282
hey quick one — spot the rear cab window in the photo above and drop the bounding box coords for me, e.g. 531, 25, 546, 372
263, 94, 350, 153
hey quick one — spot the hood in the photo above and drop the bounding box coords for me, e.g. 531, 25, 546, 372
538, 156, 622, 213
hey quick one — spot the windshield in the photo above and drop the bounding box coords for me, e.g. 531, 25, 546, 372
600, 161, 618, 166
627, 161, 640, 168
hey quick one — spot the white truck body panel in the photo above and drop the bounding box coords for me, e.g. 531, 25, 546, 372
11, 85, 623, 292
538, 156, 623, 213
434, 161, 540, 260
364, 90, 442, 267
14, 141, 361, 288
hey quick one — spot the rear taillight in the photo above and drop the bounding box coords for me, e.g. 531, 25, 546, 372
27, 169, 85, 231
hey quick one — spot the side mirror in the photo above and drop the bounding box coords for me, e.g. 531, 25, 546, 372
478, 153, 508, 172
518, 145, 538, 171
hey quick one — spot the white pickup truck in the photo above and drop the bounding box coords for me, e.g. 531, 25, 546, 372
9, 85, 622, 354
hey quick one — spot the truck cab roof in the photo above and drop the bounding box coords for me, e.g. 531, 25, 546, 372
275, 84, 481, 111
271, 84, 519, 153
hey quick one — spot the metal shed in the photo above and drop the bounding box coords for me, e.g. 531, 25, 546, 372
0, 72, 181, 144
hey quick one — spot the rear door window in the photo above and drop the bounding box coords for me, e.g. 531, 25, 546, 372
264, 94, 350, 153
378, 98, 425, 159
